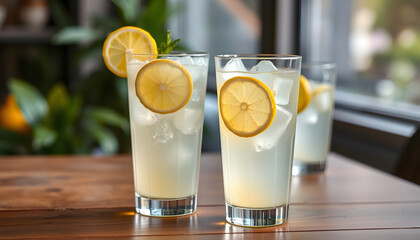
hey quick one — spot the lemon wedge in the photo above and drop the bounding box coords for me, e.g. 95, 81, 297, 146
102, 26, 158, 77
135, 59, 192, 114
297, 75, 311, 114
219, 76, 276, 137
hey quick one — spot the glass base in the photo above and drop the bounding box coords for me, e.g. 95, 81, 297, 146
225, 203, 288, 227
135, 193, 197, 217
292, 160, 326, 176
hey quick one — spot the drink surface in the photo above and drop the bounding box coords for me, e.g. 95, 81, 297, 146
127, 56, 207, 199
294, 81, 334, 164
216, 60, 300, 208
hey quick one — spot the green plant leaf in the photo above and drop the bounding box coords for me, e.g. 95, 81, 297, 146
86, 107, 129, 133
167, 38, 181, 51
47, 82, 69, 113
49, 95, 82, 139
111, 0, 140, 25
8, 79, 48, 126
157, 30, 181, 54
63, 96, 83, 126
46, 87, 81, 137
32, 125, 57, 150
88, 123, 118, 154
53, 27, 102, 44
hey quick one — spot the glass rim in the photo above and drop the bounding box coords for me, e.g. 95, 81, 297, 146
127, 51, 208, 57
215, 54, 301, 60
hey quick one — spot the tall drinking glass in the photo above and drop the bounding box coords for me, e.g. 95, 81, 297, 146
215, 55, 301, 227
293, 63, 336, 175
126, 52, 209, 216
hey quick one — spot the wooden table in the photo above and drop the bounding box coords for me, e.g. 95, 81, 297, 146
0, 153, 420, 239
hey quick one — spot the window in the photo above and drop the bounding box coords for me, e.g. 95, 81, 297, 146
300, 0, 420, 173
301, 0, 420, 112
168, 0, 262, 91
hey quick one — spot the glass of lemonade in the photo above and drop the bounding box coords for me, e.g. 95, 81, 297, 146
215, 55, 301, 227
293, 63, 336, 176
126, 52, 209, 216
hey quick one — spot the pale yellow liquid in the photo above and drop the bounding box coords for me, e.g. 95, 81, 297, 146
216, 70, 300, 208
127, 59, 207, 199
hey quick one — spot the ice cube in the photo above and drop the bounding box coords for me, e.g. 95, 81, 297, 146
129, 91, 157, 126
272, 77, 294, 105
254, 105, 293, 152
131, 107, 156, 126
299, 105, 318, 124
223, 59, 247, 72
193, 57, 207, 66
164, 56, 195, 65
184, 65, 205, 83
250, 60, 277, 73
174, 108, 202, 135
312, 86, 334, 112
153, 119, 174, 144
191, 87, 203, 105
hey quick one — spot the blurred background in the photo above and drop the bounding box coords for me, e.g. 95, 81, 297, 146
0, 0, 419, 182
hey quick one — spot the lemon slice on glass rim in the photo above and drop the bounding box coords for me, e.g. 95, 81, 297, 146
219, 76, 276, 137
135, 59, 193, 114
102, 26, 158, 77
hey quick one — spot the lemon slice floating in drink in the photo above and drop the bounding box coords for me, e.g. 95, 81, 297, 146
219, 76, 276, 137
135, 59, 193, 114
102, 26, 158, 77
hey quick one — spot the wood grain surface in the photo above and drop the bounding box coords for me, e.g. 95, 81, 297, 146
101, 229, 420, 240
1, 203, 420, 239
0, 153, 419, 239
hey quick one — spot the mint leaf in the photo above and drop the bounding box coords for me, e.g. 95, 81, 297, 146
158, 30, 180, 54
